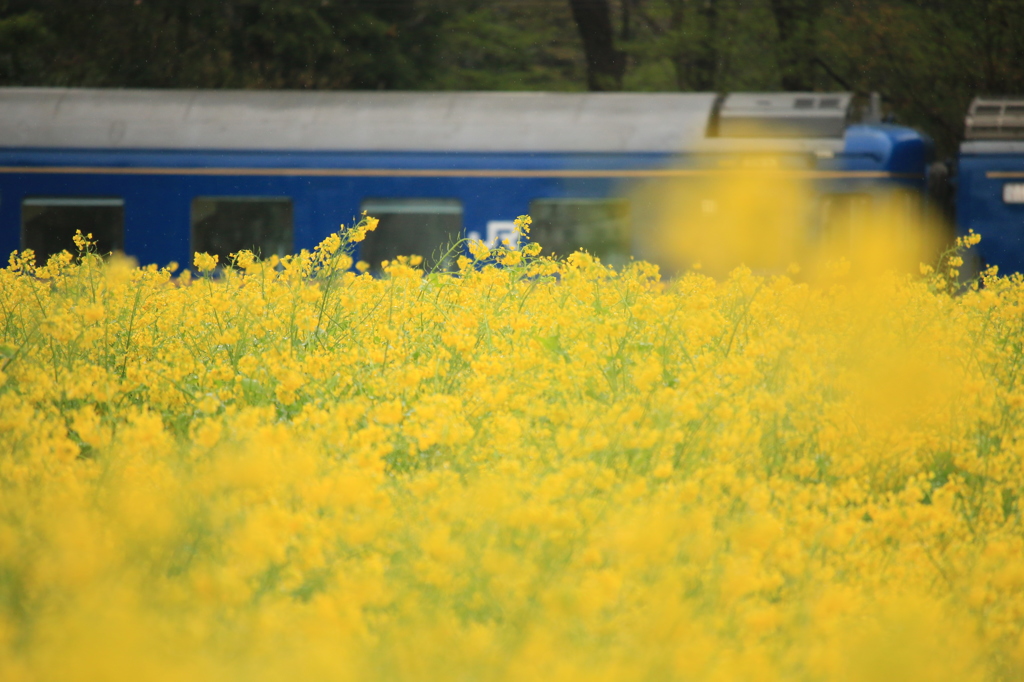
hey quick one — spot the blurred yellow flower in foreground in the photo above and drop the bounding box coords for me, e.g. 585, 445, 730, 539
0, 220, 1020, 682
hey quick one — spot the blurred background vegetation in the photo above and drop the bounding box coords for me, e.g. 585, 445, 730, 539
1, 0, 1022, 156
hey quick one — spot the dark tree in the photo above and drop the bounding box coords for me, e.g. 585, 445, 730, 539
769, 0, 824, 91
668, 0, 718, 91
820, 0, 1024, 155
568, 0, 625, 91
0, 0, 450, 90
3, 0, 1023, 156
0, 8, 52, 84
690, 0, 718, 91
623, 0, 718, 92
428, 0, 585, 90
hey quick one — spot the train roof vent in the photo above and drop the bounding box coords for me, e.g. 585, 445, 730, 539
965, 97, 1024, 139
717, 92, 853, 138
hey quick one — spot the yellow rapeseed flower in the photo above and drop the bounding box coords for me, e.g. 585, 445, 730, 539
0, 220, 1019, 682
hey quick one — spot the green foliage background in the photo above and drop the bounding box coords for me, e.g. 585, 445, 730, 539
1, 0, 1022, 155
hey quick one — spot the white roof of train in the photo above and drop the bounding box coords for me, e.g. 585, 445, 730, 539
0, 88, 856, 155
0, 88, 722, 154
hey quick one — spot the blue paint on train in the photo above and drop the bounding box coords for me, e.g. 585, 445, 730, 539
0, 91, 933, 272
0, 150, 650, 266
956, 146, 1024, 275
842, 125, 932, 176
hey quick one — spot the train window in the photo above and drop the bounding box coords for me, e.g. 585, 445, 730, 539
21, 197, 124, 266
191, 197, 293, 264
528, 198, 631, 268
1004, 184, 1024, 204
359, 198, 462, 272
819, 194, 871, 249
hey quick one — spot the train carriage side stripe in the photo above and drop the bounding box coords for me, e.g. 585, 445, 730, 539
0, 166, 921, 180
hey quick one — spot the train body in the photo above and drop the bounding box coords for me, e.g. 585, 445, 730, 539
0, 88, 931, 273
956, 98, 1024, 275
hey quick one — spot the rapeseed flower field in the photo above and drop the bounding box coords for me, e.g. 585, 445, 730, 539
1, 214, 1023, 681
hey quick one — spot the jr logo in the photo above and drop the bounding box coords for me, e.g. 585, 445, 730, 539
485, 220, 520, 250
467, 221, 520, 250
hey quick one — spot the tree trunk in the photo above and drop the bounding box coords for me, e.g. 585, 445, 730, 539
692, 0, 717, 91
769, 0, 823, 91
667, 0, 717, 92
569, 0, 625, 91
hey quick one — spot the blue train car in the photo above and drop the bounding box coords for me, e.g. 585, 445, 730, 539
0, 88, 931, 273
957, 97, 1024, 275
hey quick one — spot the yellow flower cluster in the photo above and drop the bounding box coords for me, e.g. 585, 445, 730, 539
0, 225, 1022, 681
